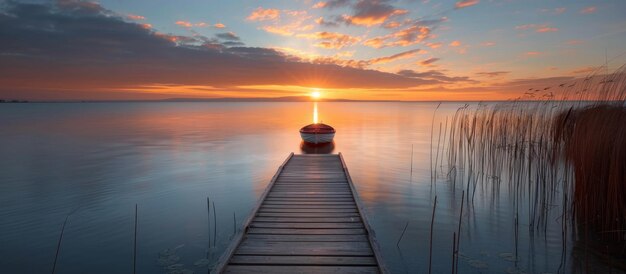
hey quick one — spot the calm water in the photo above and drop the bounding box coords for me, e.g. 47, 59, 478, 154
0, 102, 610, 273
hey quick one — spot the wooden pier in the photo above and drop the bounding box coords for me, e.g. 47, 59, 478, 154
213, 153, 385, 273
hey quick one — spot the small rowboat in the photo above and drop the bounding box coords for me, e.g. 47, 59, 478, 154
299, 123, 335, 144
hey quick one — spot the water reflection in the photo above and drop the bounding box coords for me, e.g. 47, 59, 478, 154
299, 141, 335, 154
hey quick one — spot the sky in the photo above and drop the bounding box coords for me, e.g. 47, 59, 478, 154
1, 0, 625, 101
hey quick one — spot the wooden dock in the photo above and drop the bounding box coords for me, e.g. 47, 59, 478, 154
213, 153, 385, 273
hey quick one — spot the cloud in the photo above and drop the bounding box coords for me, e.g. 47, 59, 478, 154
176, 21, 211, 28
481, 41, 496, 46
0, 0, 443, 98
536, 26, 558, 33
363, 23, 434, 48
515, 24, 558, 33
369, 49, 426, 64
476, 71, 510, 77
419, 57, 440, 66
383, 21, 401, 29
343, 0, 408, 27
526, 51, 542, 56
426, 42, 443, 49
297, 32, 361, 49
315, 17, 339, 27
216, 32, 240, 41
126, 14, 145, 20
571, 66, 599, 74
455, 0, 479, 9
176, 20, 193, 28
449, 40, 461, 47
214, 23, 226, 28
580, 6, 596, 14
246, 7, 280, 21
253, 10, 313, 36
312, 0, 351, 9
398, 69, 475, 83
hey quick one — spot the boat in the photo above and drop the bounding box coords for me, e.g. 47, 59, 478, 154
299, 123, 335, 144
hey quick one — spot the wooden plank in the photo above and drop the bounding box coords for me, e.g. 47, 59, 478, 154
236, 241, 373, 256
224, 265, 380, 274
254, 217, 362, 223
261, 205, 357, 209
268, 192, 353, 196
244, 234, 368, 242
229, 255, 377, 266
258, 208, 358, 213
263, 201, 355, 205
249, 222, 364, 229
247, 228, 366, 235
256, 212, 361, 218
264, 198, 354, 202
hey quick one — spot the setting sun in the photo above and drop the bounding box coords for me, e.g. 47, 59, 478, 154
311, 90, 321, 100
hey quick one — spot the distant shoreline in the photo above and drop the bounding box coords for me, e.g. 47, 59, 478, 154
0, 97, 613, 104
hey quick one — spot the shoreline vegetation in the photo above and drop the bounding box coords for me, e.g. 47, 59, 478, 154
443, 64, 626, 271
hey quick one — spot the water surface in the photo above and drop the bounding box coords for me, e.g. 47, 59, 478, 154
0, 102, 607, 273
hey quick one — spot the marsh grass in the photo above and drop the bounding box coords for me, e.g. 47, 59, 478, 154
445, 64, 626, 263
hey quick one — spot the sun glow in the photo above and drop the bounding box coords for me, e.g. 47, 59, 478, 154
311, 90, 321, 100
313, 102, 318, 124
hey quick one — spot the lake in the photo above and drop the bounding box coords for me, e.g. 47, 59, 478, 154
0, 102, 608, 273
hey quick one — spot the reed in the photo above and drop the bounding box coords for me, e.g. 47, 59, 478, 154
212, 201, 217, 248
133, 204, 138, 274
207, 197, 211, 250
396, 221, 409, 248
51, 215, 70, 274
428, 196, 437, 274
444, 63, 626, 263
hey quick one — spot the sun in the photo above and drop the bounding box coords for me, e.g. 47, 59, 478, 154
311, 90, 321, 100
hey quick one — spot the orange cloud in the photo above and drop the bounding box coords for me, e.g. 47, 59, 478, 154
369, 49, 427, 65
526, 51, 542, 56
345, 9, 408, 27
449, 40, 461, 47
571, 66, 598, 74
516, 24, 558, 33
363, 37, 386, 48
426, 42, 443, 49
580, 6, 596, 14
364, 25, 432, 48
175, 21, 192, 28
481, 41, 496, 46
313, 1, 326, 8
247, 7, 280, 21
297, 32, 361, 49
253, 9, 312, 37
262, 25, 295, 36
455, 0, 479, 9
536, 27, 558, 33
383, 21, 401, 29
214, 23, 226, 28
126, 14, 145, 20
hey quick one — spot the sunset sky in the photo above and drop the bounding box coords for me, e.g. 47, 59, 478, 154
1, 0, 625, 101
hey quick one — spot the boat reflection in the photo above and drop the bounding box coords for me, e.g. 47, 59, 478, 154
300, 141, 335, 154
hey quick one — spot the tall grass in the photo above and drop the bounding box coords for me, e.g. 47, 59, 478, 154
445, 64, 626, 262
